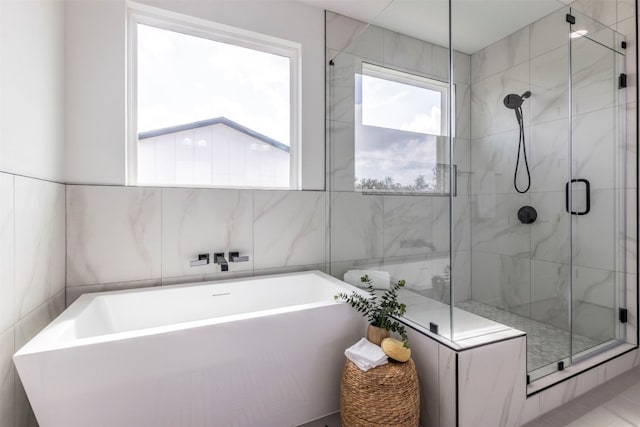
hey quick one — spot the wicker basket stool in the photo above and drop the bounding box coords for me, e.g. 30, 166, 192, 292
340, 358, 420, 427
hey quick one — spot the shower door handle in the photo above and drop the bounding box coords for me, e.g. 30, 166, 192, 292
565, 179, 591, 215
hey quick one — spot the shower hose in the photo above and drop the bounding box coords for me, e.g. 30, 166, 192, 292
514, 105, 531, 193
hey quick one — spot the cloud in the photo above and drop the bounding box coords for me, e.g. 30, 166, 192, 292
355, 124, 445, 186
400, 106, 441, 135
136, 23, 290, 144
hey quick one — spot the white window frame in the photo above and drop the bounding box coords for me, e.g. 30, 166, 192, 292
126, 2, 302, 189
359, 62, 455, 138
355, 62, 456, 194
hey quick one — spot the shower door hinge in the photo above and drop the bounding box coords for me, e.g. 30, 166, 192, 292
566, 13, 576, 24
619, 308, 628, 323
622, 41, 627, 49
557, 361, 565, 371
619, 74, 627, 89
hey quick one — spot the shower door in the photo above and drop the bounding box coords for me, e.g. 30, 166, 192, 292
568, 9, 627, 363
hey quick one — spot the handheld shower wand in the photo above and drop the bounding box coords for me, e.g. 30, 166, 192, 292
503, 91, 531, 193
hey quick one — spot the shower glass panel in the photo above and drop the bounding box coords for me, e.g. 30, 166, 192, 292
450, 2, 577, 365
449, 1, 628, 382
569, 8, 627, 363
325, 0, 631, 385
325, 4, 454, 339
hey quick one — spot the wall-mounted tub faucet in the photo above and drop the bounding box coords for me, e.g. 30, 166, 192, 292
214, 253, 229, 272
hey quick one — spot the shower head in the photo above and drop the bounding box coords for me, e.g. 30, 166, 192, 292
503, 91, 531, 109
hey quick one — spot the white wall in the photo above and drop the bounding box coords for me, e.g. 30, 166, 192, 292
64, 0, 325, 190
0, 1, 67, 425
0, 0, 65, 182
64, 0, 127, 186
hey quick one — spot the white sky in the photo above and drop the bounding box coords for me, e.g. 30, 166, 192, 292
137, 24, 290, 145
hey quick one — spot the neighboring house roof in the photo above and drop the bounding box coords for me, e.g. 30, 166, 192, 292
138, 117, 290, 153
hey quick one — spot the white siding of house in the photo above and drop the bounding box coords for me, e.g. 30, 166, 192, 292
138, 123, 290, 188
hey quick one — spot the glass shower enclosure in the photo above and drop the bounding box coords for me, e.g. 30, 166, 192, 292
326, 0, 632, 383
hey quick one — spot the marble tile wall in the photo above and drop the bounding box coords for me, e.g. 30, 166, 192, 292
65, 185, 328, 302
457, 336, 527, 426
469, 0, 637, 347
0, 172, 66, 426
326, 11, 472, 303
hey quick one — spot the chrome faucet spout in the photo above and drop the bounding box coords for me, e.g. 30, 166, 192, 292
214, 253, 228, 272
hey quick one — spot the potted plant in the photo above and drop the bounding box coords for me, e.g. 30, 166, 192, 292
335, 275, 409, 347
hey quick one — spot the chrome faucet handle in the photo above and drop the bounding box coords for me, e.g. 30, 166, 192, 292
189, 253, 210, 267
229, 251, 249, 262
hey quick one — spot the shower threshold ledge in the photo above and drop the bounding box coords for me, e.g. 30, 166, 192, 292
527, 342, 637, 395
397, 290, 526, 351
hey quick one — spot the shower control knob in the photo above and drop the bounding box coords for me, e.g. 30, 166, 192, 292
518, 206, 537, 224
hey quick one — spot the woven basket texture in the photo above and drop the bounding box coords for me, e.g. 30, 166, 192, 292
340, 358, 420, 427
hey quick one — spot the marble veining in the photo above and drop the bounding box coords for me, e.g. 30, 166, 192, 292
529, 6, 570, 59
0, 174, 14, 333
456, 85, 472, 140
569, 0, 618, 27
529, 120, 569, 193
161, 187, 253, 278
471, 129, 531, 195
572, 189, 616, 271
470, 61, 530, 139
383, 195, 433, 258
327, 120, 355, 192
571, 37, 617, 116
438, 344, 457, 427
529, 191, 569, 263
432, 195, 471, 253
330, 192, 383, 262
253, 190, 325, 269
572, 108, 617, 190
454, 51, 471, 84
66, 185, 161, 286
14, 177, 65, 319
471, 252, 532, 314
471, 193, 531, 257
530, 46, 569, 125
383, 30, 432, 76
457, 336, 526, 427
454, 138, 472, 196
471, 25, 529, 83
0, 327, 14, 427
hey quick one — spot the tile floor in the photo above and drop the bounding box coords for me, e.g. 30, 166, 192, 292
301, 365, 640, 426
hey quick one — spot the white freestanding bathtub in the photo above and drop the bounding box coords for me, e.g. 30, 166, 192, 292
13, 271, 366, 427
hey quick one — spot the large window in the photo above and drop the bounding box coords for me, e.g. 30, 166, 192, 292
355, 63, 454, 194
129, 10, 300, 188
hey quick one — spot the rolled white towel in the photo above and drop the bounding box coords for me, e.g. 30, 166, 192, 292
343, 269, 391, 290
345, 338, 388, 372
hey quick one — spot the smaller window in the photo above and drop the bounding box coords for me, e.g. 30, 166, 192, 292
355, 63, 455, 194
129, 10, 300, 189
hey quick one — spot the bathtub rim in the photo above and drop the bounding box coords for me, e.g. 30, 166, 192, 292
14, 270, 366, 357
